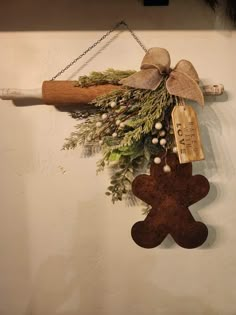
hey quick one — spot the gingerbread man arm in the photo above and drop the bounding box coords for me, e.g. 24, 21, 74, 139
132, 175, 157, 205
186, 175, 210, 206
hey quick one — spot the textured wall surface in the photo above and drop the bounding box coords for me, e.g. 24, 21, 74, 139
0, 1, 236, 315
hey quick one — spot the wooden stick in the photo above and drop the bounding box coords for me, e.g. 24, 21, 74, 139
42, 81, 121, 105
0, 88, 42, 100
202, 84, 224, 96
0, 81, 224, 105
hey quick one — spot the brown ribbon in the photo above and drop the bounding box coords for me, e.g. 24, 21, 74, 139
119, 47, 204, 106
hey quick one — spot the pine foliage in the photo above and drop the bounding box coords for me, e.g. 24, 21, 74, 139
63, 70, 178, 203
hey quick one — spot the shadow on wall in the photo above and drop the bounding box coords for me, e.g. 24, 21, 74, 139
27, 196, 110, 315
188, 92, 230, 250
0, 0, 226, 31
0, 103, 32, 314
26, 255, 81, 315
26, 252, 221, 315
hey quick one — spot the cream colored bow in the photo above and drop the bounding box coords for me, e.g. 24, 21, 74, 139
119, 47, 204, 106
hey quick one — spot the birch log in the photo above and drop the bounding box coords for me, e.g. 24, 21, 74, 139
0, 81, 224, 105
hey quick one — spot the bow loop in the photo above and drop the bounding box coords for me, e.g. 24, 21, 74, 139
140, 47, 171, 74
167, 71, 204, 107
173, 59, 199, 82
119, 47, 204, 106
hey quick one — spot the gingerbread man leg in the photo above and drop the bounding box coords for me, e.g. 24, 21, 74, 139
167, 205, 208, 248
131, 175, 169, 248
169, 174, 209, 248
131, 217, 168, 248
171, 221, 208, 248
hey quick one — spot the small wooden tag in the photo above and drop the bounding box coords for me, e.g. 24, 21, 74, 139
171, 104, 204, 164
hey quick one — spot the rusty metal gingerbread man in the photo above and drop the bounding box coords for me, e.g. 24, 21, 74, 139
132, 153, 210, 249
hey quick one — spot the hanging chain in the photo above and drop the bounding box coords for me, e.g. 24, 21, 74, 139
122, 21, 147, 53
51, 21, 147, 81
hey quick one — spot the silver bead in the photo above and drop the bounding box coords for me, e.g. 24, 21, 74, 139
110, 101, 116, 108
155, 122, 162, 130
96, 122, 102, 127
101, 114, 108, 120
163, 165, 171, 173
160, 138, 167, 146
152, 138, 159, 144
173, 146, 178, 153
159, 130, 166, 137
154, 157, 161, 164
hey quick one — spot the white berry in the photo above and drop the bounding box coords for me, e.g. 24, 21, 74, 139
155, 122, 163, 130
160, 138, 167, 146
159, 130, 166, 137
101, 114, 108, 120
119, 122, 125, 128
112, 132, 117, 138
96, 122, 102, 127
173, 146, 178, 153
154, 157, 161, 164
110, 101, 116, 108
163, 165, 171, 173
116, 120, 121, 126
152, 138, 159, 144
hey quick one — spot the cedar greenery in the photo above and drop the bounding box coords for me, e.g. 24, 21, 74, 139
63, 69, 178, 204
75, 68, 136, 87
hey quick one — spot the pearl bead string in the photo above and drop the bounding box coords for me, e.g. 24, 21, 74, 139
152, 121, 179, 173
93, 101, 178, 174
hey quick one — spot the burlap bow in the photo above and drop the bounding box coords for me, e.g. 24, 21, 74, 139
119, 47, 204, 106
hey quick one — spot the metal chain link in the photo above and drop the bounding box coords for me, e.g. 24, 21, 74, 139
121, 21, 147, 53
51, 21, 147, 81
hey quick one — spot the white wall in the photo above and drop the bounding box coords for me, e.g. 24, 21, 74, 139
0, 1, 236, 314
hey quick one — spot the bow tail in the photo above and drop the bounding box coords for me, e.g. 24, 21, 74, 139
119, 68, 163, 91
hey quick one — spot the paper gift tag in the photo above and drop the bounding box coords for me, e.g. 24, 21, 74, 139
171, 104, 204, 164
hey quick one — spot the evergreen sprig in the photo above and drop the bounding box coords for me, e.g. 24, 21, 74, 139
64, 70, 178, 204
75, 68, 136, 87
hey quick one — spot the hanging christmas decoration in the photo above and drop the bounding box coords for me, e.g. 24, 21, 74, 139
0, 21, 224, 249
61, 48, 218, 214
